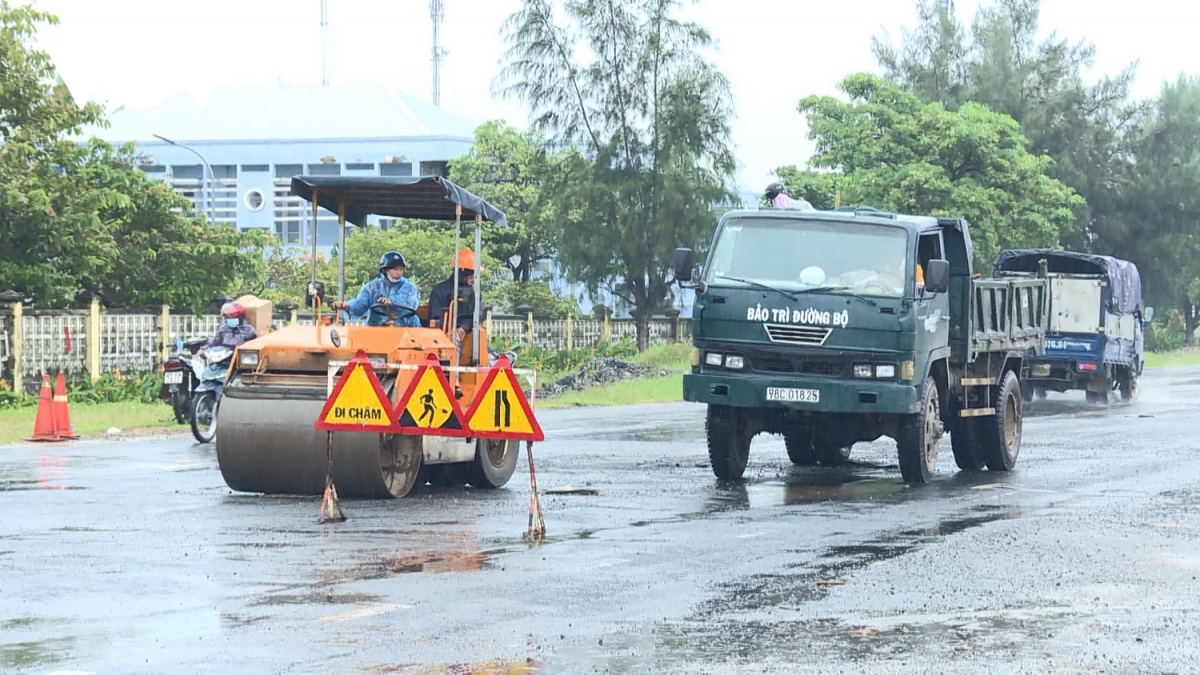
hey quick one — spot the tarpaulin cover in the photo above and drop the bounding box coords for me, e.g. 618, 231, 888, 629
994, 248, 1144, 315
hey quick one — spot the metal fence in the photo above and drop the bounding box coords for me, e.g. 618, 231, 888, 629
0, 300, 690, 392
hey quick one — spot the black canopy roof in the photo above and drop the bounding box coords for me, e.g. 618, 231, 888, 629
289, 175, 508, 227
994, 248, 1144, 314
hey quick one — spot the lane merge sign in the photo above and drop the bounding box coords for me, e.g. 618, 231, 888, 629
315, 349, 402, 433
463, 354, 545, 442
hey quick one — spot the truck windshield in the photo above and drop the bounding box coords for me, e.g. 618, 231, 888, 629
705, 217, 911, 298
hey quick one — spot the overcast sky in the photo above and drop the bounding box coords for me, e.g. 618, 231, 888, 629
33, 0, 1200, 193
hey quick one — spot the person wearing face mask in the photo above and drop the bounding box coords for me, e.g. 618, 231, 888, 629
331, 250, 421, 327
199, 302, 258, 355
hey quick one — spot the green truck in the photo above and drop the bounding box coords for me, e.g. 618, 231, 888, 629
674, 206, 1048, 484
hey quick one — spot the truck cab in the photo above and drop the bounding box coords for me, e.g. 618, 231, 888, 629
676, 206, 1046, 484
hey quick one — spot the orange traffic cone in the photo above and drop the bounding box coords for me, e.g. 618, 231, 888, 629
52, 372, 79, 440
26, 375, 64, 442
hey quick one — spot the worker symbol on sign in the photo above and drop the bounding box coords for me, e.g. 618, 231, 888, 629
394, 355, 470, 437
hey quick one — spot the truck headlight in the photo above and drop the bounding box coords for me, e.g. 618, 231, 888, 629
854, 364, 874, 378
239, 351, 259, 367
875, 364, 896, 379
705, 352, 723, 366
725, 355, 745, 370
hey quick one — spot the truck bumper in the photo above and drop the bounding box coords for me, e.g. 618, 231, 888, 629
683, 372, 921, 415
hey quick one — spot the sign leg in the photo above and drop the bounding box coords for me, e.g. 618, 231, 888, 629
319, 431, 347, 523
523, 441, 545, 542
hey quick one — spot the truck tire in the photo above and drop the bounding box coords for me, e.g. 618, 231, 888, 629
950, 417, 985, 471
1119, 368, 1138, 401
784, 428, 817, 466
896, 377, 944, 484
981, 371, 1022, 472
1086, 389, 1109, 404
706, 405, 752, 480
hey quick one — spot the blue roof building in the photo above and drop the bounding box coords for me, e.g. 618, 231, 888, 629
84, 84, 478, 250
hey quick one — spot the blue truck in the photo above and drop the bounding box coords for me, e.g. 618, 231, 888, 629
993, 249, 1153, 404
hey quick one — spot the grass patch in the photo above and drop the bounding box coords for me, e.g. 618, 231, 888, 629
1145, 348, 1200, 369
628, 342, 692, 370
0, 401, 176, 445
537, 373, 683, 410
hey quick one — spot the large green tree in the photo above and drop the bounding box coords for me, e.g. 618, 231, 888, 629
449, 120, 570, 283
872, 0, 1142, 253
0, 3, 265, 310
496, 0, 737, 350
780, 73, 1081, 271
1121, 76, 1200, 344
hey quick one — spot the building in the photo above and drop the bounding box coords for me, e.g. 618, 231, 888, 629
84, 84, 478, 251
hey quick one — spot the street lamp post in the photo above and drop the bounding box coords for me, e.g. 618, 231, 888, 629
152, 134, 215, 222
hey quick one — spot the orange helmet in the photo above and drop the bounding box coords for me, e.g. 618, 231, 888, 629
452, 248, 476, 272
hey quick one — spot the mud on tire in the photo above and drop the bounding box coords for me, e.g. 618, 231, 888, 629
896, 377, 944, 484
950, 416, 985, 472
981, 370, 1022, 472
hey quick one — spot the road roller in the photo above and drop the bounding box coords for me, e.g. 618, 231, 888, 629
215, 175, 522, 499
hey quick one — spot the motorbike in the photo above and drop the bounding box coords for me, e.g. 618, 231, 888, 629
160, 336, 208, 424
190, 345, 233, 444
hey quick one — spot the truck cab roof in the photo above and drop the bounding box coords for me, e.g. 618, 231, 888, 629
721, 206, 945, 234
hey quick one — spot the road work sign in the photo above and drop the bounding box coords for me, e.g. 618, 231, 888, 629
315, 350, 402, 433
394, 354, 469, 437
464, 354, 545, 442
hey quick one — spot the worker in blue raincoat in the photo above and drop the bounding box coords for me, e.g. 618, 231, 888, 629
331, 251, 422, 327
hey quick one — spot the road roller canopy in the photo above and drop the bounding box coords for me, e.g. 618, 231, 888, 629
289, 175, 509, 227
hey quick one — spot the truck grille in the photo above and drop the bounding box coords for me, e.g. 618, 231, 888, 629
749, 353, 845, 377
763, 323, 832, 346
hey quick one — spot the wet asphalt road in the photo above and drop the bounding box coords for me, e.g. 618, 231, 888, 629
5, 368, 1200, 674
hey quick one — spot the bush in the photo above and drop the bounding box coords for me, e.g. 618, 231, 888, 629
70, 371, 164, 405
1149, 309, 1189, 352
495, 338, 638, 374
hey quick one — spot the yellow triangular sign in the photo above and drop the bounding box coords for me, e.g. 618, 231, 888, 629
464, 355, 544, 441
394, 354, 469, 437
315, 350, 401, 433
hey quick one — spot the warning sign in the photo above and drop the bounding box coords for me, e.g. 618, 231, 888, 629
393, 354, 469, 437
315, 350, 401, 433
464, 355, 544, 442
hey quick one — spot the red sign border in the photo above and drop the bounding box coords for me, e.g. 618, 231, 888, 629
463, 354, 545, 442
392, 354, 471, 438
314, 349, 403, 434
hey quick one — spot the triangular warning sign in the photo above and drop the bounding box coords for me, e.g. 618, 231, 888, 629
464, 355, 544, 442
315, 350, 402, 433
394, 354, 470, 437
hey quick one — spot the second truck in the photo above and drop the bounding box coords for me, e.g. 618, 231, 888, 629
675, 205, 1048, 484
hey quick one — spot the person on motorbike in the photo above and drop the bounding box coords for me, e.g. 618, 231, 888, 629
199, 302, 257, 356
765, 181, 815, 211
331, 251, 422, 327
428, 248, 479, 341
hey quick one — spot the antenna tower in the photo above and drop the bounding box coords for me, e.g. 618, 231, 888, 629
431, 0, 446, 106
321, 0, 330, 85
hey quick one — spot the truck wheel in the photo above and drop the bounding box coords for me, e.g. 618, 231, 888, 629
1119, 369, 1138, 401
784, 428, 817, 466
706, 405, 752, 480
950, 418, 985, 472
896, 377, 944, 484
1085, 389, 1109, 404
981, 371, 1022, 472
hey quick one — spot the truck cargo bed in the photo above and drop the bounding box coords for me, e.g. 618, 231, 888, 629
968, 278, 1047, 359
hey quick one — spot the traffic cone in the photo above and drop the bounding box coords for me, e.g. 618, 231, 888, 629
26, 375, 64, 442
52, 372, 79, 440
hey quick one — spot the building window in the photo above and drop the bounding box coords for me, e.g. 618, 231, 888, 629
275, 164, 302, 179
245, 189, 266, 212
380, 162, 413, 177
346, 163, 375, 171
274, 220, 302, 245
139, 165, 167, 174
242, 164, 269, 172
212, 165, 237, 179
306, 163, 341, 176
419, 160, 449, 177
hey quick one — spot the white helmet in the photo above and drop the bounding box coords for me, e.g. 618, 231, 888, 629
799, 266, 826, 285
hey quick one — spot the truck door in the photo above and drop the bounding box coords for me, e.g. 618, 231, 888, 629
915, 231, 950, 351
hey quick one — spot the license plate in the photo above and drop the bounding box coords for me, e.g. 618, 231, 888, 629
163, 371, 184, 384
766, 387, 819, 403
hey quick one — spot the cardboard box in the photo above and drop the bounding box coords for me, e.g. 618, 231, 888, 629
236, 295, 273, 335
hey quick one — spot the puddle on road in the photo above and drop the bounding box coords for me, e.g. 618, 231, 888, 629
318, 547, 511, 585
366, 660, 539, 674
252, 591, 383, 607
0, 635, 77, 671
584, 423, 706, 444
0, 478, 84, 492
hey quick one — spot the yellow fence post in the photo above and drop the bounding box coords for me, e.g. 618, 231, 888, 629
485, 309, 493, 339
601, 308, 612, 344
523, 307, 535, 349
565, 313, 574, 351
11, 300, 23, 393
88, 295, 102, 383
160, 304, 171, 367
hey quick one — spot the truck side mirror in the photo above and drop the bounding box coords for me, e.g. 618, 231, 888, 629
305, 281, 326, 309
1144, 306, 1154, 323
673, 248, 695, 284
924, 259, 950, 294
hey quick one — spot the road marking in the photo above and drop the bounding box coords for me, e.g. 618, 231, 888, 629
319, 603, 411, 623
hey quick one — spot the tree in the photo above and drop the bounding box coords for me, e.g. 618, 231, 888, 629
782, 73, 1081, 271
496, 0, 737, 350
1121, 76, 1200, 345
449, 120, 569, 282
0, 4, 265, 310
872, 0, 1143, 253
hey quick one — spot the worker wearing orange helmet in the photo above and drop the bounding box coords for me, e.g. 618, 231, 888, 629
428, 248, 480, 341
